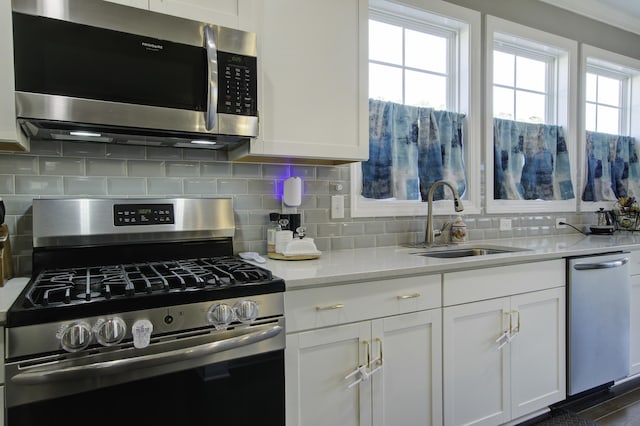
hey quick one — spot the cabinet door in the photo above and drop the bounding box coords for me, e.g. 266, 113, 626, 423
443, 298, 511, 426
286, 322, 372, 426
149, 0, 242, 28
371, 310, 443, 426
251, 0, 368, 162
631, 275, 640, 375
510, 288, 566, 419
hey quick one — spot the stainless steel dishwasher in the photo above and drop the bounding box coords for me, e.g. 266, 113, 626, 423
567, 252, 631, 396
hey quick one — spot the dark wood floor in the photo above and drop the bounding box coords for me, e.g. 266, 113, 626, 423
579, 385, 640, 425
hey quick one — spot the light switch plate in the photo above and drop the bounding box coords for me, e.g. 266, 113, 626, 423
499, 218, 512, 231
331, 195, 344, 219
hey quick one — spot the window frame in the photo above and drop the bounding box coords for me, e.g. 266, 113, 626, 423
350, 0, 481, 218
584, 66, 628, 134
492, 45, 555, 124
485, 15, 579, 214
579, 44, 640, 212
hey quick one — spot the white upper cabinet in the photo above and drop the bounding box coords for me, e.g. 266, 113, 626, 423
103, 0, 251, 30
149, 0, 242, 29
229, 0, 369, 164
0, 1, 28, 152
102, 0, 149, 10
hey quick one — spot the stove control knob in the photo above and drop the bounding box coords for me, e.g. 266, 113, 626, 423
57, 321, 93, 353
207, 303, 235, 330
93, 317, 126, 346
234, 300, 259, 323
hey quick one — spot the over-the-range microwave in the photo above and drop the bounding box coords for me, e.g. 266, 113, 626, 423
11, 0, 258, 149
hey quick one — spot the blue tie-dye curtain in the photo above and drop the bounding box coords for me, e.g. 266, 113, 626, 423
494, 118, 575, 200
362, 99, 466, 201
582, 131, 640, 201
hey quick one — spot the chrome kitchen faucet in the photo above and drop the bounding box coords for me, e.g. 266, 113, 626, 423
424, 180, 464, 246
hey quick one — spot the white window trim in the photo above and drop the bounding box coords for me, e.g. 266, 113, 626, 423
579, 44, 640, 212
485, 15, 579, 214
350, 0, 481, 218
492, 45, 555, 124
585, 65, 628, 134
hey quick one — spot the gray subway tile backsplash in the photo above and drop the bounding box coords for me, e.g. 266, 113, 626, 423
184, 178, 218, 194
107, 177, 147, 195
15, 175, 63, 195
86, 159, 127, 176
40, 157, 84, 176
64, 176, 108, 195
0, 142, 591, 277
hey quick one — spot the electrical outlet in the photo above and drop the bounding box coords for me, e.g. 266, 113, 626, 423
499, 218, 512, 231
331, 195, 344, 219
556, 217, 566, 229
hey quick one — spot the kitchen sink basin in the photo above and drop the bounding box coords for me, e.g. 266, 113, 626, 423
408, 245, 527, 258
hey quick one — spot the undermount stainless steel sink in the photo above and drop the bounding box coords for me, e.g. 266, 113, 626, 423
407, 245, 527, 258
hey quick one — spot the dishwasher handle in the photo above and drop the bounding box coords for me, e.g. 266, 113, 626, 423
573, 257, 629, 270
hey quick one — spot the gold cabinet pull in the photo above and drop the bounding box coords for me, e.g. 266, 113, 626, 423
397, 293, 421, 300
364, 339, 371, 367
511, 310, 520, 334
315, 303, 345, 311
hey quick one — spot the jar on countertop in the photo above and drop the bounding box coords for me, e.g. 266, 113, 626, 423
450, 216, 467, 243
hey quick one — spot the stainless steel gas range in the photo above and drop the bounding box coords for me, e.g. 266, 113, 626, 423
4, 198, 285, 426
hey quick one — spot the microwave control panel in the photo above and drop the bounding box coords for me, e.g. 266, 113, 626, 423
218, 51, 258, 117
113, 203, 175, 226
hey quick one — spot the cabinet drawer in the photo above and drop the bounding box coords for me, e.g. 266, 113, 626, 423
285, 275, 441, 333
443, 260, 564, 306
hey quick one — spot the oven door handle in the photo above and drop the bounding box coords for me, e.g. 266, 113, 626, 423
12, 324, 283, 385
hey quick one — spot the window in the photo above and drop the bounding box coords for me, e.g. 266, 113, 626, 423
485, 16, 578, 213
350, 0, 481, 217
368, 17, 452, 109
493, 49, 553, 123
579, 44, 640, 211
585, 68, 626, 135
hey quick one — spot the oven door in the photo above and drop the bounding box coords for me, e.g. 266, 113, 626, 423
6, 320, 285, 426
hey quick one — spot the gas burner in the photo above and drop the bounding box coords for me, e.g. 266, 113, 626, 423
22, 257, 276, 309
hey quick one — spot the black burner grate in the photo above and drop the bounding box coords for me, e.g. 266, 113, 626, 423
24, 256, 274, 308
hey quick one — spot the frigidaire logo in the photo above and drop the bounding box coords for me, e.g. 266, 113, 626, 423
141, 42, 163, 50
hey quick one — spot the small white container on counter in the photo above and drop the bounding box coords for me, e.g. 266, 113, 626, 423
275, 230, 294, 254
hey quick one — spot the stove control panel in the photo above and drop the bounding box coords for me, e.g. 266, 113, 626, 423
113, 203, 175, 226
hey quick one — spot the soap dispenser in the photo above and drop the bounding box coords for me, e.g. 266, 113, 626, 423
450, 216, 467, 243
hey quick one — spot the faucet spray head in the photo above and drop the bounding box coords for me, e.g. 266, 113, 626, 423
454, 197, 464, 212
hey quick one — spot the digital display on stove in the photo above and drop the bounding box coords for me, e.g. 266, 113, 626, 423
113, 203, 175, 226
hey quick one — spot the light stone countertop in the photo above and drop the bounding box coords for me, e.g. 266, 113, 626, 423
262, 233, 640, 290
2, 233, 640, 323
0, 276, 29, 325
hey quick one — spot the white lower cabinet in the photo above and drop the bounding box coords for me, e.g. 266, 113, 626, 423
442, 261, 566, 426
285, 274, 442, 426
0, 385, 4, 426
629, 251, 640, 376
286, 309, 442, 426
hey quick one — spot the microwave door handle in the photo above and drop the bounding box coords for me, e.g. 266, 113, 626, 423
204, 25, 218, 131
